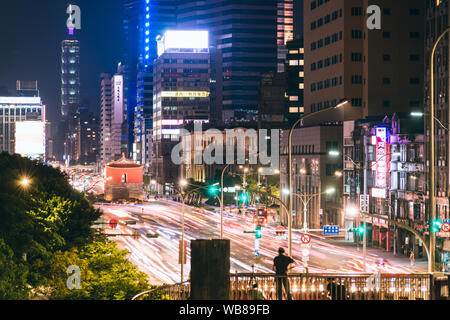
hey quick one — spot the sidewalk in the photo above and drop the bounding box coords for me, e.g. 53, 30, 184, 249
326, 239, 428, 272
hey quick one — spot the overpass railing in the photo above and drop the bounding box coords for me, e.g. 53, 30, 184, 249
137, 273, 449, 300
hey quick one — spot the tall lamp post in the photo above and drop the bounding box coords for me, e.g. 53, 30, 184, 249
428, 27, 450, 272
179, 179, 188, 283
288, 99, 349, 256
220, 164, 231, 240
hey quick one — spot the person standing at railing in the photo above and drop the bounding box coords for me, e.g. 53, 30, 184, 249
273, 247, 296, 300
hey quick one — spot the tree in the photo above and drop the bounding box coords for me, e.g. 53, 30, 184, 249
38, 240, 153, 300
0, 239, 29, 300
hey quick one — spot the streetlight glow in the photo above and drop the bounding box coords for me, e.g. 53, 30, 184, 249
325, 187, 336, 195
345, 206, 358, 217
328, 150, 340, 157
180, 179, 188, 187
20, 177, 30, 188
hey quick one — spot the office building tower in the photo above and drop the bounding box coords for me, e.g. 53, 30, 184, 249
304, 0, 424, 122
61, 40, 80, 119
0, 96, 45, 158
123, 0, 141, 155
277, 0, 295, 72
124, 0, 176, 163
75, 106, 100, 164
152, 30, 211, 192
177, 0, 278, 121
100, 68, 127, 165
100, 73, 113, 164
286, 37, 305, 121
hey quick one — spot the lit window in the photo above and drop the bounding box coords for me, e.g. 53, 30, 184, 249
299, 72, 304, 77
289, 96, 299, 101
289, 50, 299, 54
289, 107, 299, 113
289, 60, 299, 66
299, 83, 304, 89
299, 48, 304, 54
299, 60, 304, 66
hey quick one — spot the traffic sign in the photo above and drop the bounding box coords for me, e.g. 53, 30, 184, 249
323, 225, 340, 235
441, 223, 450, 233
275, 226, 288, 240
300, 234, 311, 245
436, 232, 450, 238
109, 219, 118, 229
360, 194, 369, 212
293, 210, 296, 216
444, 219, 450, 224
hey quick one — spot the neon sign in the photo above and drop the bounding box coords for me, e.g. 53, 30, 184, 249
375, 127, 387, 187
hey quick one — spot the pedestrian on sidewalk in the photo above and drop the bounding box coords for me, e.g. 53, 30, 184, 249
410, 251, 415, 267
273, 247, 296, 300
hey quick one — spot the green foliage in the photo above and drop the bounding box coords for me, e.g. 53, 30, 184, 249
0, 239, 30, 300
36, 240, 153, 300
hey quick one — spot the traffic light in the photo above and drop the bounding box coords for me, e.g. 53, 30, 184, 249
431, 219, 442, 232
209, 185, 219, 195
255, 225, 262, 239
357, 227, 365, 234
241, 193, 248, 202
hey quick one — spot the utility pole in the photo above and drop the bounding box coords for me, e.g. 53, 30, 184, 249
363, 134, 368, 272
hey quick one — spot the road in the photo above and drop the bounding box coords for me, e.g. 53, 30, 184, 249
95, 200, 426, 285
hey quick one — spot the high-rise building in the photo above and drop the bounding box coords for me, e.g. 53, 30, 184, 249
123, 0, 141, 155
286, 37, 305, 121
277, 0, 295, 72
100, 73, 113, 164
152, 30, 211, 192
177, 0, 278, 121
0, 96, 45, 158
75, 106, 100, 164
61, 40, 81, 119
131, 0, 177, 165
100, 68, 127, 165
304, 0, 424, 122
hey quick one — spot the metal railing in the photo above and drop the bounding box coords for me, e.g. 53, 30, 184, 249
135, 273, 445, 300
230, 273, 432, 300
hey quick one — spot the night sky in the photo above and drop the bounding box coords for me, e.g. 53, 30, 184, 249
0, 0, 124, 125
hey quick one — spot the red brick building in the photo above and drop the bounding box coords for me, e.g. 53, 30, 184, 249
104, 155, 143, 201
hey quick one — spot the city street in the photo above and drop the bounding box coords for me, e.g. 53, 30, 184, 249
95, 200, 427, 285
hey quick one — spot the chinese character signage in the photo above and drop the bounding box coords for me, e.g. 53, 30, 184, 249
375, 127, 387, 187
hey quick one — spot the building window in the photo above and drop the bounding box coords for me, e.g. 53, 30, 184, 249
351, 7, 363, 16
352, 53, 362, 61
351, 30, 363, 39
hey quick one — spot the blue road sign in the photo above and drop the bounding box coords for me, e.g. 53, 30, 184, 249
444, 219, 450, 224
293, 210, 296, 216
323, 225, 340, 235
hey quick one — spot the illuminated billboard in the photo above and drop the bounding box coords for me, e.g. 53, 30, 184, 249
375, 127, 388, 187
15, 121, 45, 158
157, 30, 209, 57
161, 91, 210, 98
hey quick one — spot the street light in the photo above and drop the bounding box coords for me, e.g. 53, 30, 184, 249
288, 99, 349, 256
284, 187, 336, 232
20, 177, 31, 188
427, 27, 450, 273
179, 179, 187, 283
